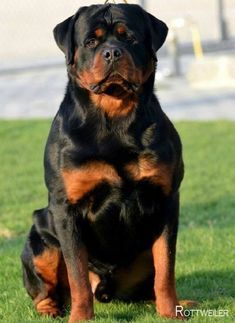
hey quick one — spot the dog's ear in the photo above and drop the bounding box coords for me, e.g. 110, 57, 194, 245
53, 7, 86, 65
147, 13, 168, 52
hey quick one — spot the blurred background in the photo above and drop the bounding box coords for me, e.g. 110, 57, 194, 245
0, 0, 235, 120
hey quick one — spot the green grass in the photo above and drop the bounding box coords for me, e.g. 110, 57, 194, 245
0, 120, 234, 322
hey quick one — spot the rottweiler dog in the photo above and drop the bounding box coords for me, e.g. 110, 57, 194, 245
21, 4, 187, 322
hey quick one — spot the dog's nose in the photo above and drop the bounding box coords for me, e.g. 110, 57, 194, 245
103, 48, 122, 62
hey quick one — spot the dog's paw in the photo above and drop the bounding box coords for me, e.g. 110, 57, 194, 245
179, 299, 199, 307
36, 297, 60, 317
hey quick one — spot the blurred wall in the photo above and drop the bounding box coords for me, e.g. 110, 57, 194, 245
147, 0, 235, 45
0, 0, 234, 68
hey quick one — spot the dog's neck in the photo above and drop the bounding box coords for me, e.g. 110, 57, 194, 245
61, 75, 159, 149
69, 72, 155, 119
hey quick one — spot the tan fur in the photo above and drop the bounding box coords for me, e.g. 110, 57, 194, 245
62, 161, 121, 204
89, 271, 101, 294
95, 28, 105, 38
66, 246, 94, 321
116, 25, 127, 34
125, 153, 174, 194
152, 234, 180, 318
90, 92, 138, 117
33, 248, 61, 316
35, 298, 60, 317
33, 248, 60, 288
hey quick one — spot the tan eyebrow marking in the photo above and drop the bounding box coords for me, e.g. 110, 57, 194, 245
116, 25, 127, 34
95, 28, 105, 38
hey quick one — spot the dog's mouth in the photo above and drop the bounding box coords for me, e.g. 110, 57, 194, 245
89, 73, 140, 98
103, 84, 127, 97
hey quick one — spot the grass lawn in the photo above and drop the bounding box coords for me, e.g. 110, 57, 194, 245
0, 120, 234, 322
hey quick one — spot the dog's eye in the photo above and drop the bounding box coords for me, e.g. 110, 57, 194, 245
118, 32, 136, 44
126, 35, 137, 44
115, 24, 137, 44
85, 38, 98, 48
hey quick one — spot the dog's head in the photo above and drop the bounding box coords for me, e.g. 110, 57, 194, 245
54, 4, 168, 117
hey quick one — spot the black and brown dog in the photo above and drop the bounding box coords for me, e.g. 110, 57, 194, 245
21, 4, 189, 322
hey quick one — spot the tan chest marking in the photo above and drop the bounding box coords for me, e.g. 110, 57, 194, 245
90, 92, 138, 118
62, 161, 121, 204
125, 153, 174, 195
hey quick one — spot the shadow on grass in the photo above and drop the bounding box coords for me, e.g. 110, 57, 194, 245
94, 271, 235, 322
177, 270, 235, 304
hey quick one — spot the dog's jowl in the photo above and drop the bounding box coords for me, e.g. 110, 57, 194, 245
21, 4, 188, 322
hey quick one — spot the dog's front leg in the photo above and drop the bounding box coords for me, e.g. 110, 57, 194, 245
152, 193, 184, 320
52, 203, 94, 322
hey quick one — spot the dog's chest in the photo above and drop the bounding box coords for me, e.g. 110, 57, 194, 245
61, 149, 173, 259
62, 151, 173, 205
